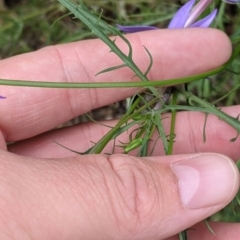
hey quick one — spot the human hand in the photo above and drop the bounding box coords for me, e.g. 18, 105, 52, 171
0, 28, 239, 239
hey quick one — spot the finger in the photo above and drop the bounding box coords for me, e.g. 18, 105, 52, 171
0, 29, 231, 141
167, 222, 240, 240
9, 105, 240, 161
184, 222, 240, 240
0, 151, 238, 239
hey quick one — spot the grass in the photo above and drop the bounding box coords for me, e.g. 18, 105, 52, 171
1, 0, 240, 233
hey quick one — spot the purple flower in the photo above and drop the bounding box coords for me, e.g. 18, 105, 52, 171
169, 0, 217, 28
224, 0, 240, 3
117, 0, 218, 32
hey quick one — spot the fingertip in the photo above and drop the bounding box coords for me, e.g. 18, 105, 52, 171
204, 28, 232, 66
171, 153, 239, 209
130, 28, 232, 80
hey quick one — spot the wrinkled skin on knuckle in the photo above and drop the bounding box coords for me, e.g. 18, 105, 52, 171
103, 154, 164, 237
50, 154, 165, 238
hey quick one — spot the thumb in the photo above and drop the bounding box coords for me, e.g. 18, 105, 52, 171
0, 152, 238, 239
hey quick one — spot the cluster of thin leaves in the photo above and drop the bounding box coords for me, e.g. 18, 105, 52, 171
53, 0, 240, 155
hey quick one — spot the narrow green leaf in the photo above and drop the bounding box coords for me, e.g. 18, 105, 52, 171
143, 45, 153, 77
178, 230, 188, 240
96, 64, 127, 76
154, 114, 169, 154
203, 113, 209, 143
204, 220, 216, 236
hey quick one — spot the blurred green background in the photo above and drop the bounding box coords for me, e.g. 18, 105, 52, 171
0, 0, 178, 58
0, 0, 240, 223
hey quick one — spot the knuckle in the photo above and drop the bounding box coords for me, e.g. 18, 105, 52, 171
104, 154, 163, 234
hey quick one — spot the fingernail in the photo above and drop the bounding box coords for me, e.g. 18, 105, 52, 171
171, 154, 238, 209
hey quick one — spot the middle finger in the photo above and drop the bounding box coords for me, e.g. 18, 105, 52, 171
8, 105, 240, 161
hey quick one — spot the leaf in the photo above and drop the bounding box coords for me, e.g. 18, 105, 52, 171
96, 64, 127, 76
204, 220, 216, 236
143, 45, 153, 77
53, 141, 93, 155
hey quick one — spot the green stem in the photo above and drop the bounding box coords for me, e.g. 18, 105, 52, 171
178, 230, 188, 240
0, 61, 232, 89
212, 83, 240, 105
178, 90, 240, 133
139, 120, 156, 157
57, 0, 160, 95
156, 113, 169, 153
88, 97, 159, 154
167, 88, 178, 155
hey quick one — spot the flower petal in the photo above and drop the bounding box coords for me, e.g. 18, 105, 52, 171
190, 9, 218, 28
168, 0, 196, 29
185, 0, 213, 27
224, 0, 240, 3
116, 24, 158, 33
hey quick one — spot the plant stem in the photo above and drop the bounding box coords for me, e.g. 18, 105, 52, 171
167, 88, 178, 155
0, 62, 232, 89
88, 97, 159, 154
179, 90, 240, 133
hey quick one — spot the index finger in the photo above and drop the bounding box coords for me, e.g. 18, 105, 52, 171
0, 28, 231, 141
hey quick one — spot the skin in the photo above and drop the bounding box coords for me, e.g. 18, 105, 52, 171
0, 28, 239, 239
